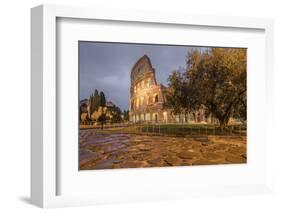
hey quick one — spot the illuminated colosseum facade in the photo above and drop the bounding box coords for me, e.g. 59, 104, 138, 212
129, 55, 210, 124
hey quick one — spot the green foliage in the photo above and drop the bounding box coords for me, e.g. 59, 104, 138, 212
97, 113, 107, 123
88, 89, 102, 121
100, 91, 106, 107
140, 124, 245, 136
107, 105, 122, 123
233, 93, 247, 122
92, 89, 100, 112
86, 89, 125, 125
166, 48, 247, 127
98, 91, 107, 128
111, 106, 122, 123
88, 94, 94, 116
79, 105, 82, 121
123, 110, 130, 121
164, 68, 194, 114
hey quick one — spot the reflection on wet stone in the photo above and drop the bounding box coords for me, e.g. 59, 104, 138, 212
79, 129, 246, 170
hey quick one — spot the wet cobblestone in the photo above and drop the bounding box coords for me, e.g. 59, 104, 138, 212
79, 130, 246, 170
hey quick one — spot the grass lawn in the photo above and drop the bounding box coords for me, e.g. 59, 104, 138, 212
80, 123, 246, 136
139, 123, 245, 136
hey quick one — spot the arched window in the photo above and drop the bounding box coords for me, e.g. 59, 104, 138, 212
136, 98, 139, 109
193, 112, 196, 121
131, 101, 134, 110
146, 78, 151, 88
154, 95, 158, 103
154, 114, 158, 122
140, 97, 144, 107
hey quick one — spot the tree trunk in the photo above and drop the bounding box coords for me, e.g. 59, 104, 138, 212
218, 116, 229, 129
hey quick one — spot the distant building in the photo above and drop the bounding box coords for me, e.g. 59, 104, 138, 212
129, 55, 213, 123
80, 99, 89, 113
106, 101, 114, 108
80, 99, 120, 122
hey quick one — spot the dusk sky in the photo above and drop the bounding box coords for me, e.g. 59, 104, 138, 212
79, 41, 199, 111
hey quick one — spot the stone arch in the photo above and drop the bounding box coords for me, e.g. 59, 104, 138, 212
154, 94, 158, 103
130, 55, 154, 85
140, 97, 144, 107
131, 100, 134, 110
154, 113, 158, 122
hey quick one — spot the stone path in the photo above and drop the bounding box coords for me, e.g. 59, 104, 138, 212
79, 129, 246, 170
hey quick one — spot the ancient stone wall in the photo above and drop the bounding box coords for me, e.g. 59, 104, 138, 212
129, 55, 212, 124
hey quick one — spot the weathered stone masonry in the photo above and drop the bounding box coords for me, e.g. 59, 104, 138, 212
129, 55, 209, 123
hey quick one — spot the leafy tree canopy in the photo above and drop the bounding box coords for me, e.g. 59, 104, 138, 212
165, 48, 247, 127
100, 91, 106, 107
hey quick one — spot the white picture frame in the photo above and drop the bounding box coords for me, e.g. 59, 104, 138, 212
31, 4, 274, 208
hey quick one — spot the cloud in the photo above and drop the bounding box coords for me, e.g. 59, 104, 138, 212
79, 42, 198, 110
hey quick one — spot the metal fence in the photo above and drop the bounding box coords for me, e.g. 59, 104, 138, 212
80, 120, 246, 136
80, 121, 131, 129
137, 123, 246, 136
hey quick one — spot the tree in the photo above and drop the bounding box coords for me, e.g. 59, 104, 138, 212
88, 94, 93, 119
88, 89, 101, 121
92, 89, 100, 112
97, 114, 107, 127
99, 91, 106, 129
109, 105, 122, 123
79, 105, 82, 122
166, 48, 247, 127
123, 110, 129, 121
233, 93, 247, 123
100, 91, 106, 107
164, 68, 194, 115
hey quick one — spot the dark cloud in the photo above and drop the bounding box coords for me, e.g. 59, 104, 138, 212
79, 41, 198, 111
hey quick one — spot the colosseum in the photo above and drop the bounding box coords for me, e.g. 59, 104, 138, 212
129, 55, 210, 124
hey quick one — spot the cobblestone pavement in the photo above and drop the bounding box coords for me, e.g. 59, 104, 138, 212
79, 129, 247, 170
